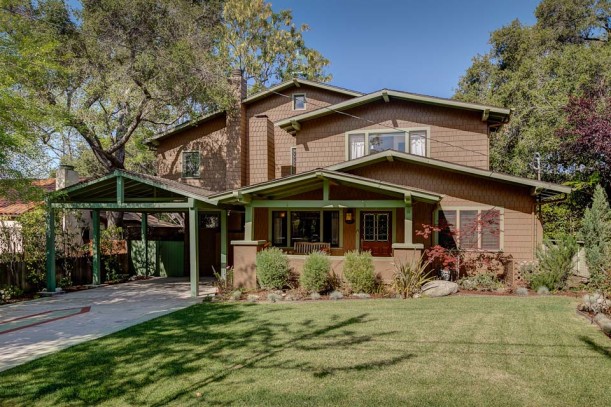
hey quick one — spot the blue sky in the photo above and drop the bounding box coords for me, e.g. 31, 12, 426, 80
271, 0, 540, 97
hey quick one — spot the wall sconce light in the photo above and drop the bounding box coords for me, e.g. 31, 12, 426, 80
279, 211, 286, 218
344, 208, 354, 224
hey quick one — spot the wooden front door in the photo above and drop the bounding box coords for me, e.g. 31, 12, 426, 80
360, 211, 392, 256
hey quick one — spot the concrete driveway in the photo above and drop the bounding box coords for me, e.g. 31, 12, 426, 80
0, 278, 215, 372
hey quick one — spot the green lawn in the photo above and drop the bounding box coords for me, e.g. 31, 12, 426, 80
0, 296, 610, 406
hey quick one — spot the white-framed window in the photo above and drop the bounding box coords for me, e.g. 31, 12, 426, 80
346, 128, 429, 160
435, 207, 503, 251
182, 151, 200, 178
293, 93, 306, 110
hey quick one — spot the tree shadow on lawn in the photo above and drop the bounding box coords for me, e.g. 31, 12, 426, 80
579, 335, 611, 359
0, 303, 412, 406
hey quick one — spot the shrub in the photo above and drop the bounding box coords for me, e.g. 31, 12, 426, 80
256, 247, 290, 289
267, 293, 282, 303
310, 292, 321, 300
458, 273, 504, 292
343, 250, 376, 293
247, 294, 259, 303
528, 234, 578, 291
329, 290, 343, 300
392, 255, 433, 298
537, 286, 550, 295
580, 185, 611, 289
213, 266, 234, 295
516, 287, 529, 296
230, 290, 242, 301
0, 285, 23, 304
300, 251, 331, 293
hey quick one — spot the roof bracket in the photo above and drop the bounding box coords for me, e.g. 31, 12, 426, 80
382, 91, 390, 103
482, 109, 490, 121
291, 120, 301, 131
293, 78, 300, 87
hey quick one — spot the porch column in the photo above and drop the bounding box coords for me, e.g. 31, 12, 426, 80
244, 204, 253, 241
188, 207, 200, 297
45, 201, 56, 292
92, 209, 101, 285
220, 209, 227, 271
404, 196, 413, 244
141, 212, 148, 276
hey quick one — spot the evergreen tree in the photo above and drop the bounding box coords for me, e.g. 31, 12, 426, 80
580, 185, 611, 287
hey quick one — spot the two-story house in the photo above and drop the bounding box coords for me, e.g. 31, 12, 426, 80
48, 70, 570, 295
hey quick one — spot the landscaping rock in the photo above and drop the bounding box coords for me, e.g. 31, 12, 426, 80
593, 313, 611, 335
421, 280, 458, 297
246, 294, 259, 302
353, 293, 371, 299
329, 290, 343, 300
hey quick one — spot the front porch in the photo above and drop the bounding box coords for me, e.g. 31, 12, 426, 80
210, 169, 442, 288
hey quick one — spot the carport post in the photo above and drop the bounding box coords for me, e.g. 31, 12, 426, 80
141, 212, 148, 276
45, 200, 56, 293
189, 207, 200, 297
92, 209, 101, 285
220, 209, 227, 271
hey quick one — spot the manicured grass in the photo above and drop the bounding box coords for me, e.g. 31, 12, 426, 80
0, 296, 610, 406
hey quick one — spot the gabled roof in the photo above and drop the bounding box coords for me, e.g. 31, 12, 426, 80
242, 78, 363, 104
277, 89, 512, 133
147, 110, 226, 145
208, 168, 441, 204
327, 150, 571, 199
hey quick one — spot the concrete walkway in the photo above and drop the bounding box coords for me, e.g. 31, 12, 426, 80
0, 278, 215, 372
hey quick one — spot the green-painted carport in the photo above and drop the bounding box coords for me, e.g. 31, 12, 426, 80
46, 170, 223, 297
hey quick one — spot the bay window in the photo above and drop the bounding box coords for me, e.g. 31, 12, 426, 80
347, 129, 428, 160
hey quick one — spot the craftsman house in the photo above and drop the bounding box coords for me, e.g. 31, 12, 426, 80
47, 70, 570, 295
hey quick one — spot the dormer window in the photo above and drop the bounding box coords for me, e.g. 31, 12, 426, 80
293, 94, 306, 110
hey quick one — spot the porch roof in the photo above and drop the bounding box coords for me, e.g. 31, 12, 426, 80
49, 169, 217, 211
208, 169, 442, 204
327, 150, 572, 199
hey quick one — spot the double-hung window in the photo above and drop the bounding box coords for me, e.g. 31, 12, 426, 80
293, 94, 306, 110
182, 151, 200, 178
347, 129, 428, 160
436, 208, 502, 251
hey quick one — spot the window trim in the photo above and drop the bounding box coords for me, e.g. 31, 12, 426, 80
344, 127, 430, 160
268, 208, 343, 249
292, 93, 307, 111
433, 206, 504, 251
181, 150, 201, 178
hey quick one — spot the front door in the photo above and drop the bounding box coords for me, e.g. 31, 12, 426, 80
360, 211, 392, 256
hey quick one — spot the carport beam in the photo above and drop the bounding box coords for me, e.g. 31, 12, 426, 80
45, 201, 56, 293
189, 207, 200, 297
92, 209, 101, 285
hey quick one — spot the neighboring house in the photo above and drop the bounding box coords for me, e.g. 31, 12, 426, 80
49, 70, 570, 294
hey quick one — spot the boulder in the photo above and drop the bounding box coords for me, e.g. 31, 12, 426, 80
421, 280, 458, 297
593, 313, 611, 335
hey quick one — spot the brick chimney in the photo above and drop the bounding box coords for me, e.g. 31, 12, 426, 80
55, 164, 79, 190
225, 69, 247, 189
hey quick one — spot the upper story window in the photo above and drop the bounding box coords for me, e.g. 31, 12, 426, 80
182, 151, 200, 178
347, 129, 428, 160
293, 93, 306, 110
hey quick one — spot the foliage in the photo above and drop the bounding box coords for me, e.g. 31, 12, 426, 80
213, 266, 234, 295
454, 0, 611, 235
458, 274, 504, 292
220, 0, 331, 94
300, 251, 331, 293
392, 255, 433, 299
1, 0, 229, 173
528, 234, 578, 290
580, 185, 611, 288
256, 247, 290, 290
100, 226, 124, 282
342, 250, 376, 294
0, 284, 23, 303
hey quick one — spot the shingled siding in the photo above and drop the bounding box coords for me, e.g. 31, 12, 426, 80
294, 99, 490, 172
246, 84, 355, 181
350, 161, 541, 262
156, 115, 228, 192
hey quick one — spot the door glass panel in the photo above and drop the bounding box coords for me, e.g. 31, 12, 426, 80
363, 214, 376, 241
376, 214, 389, 241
